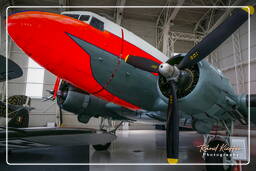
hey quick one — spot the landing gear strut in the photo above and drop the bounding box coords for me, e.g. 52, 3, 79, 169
92, 118, 123, 151
204, 121, 235, 171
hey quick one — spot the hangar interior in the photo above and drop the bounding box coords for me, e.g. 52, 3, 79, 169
0, 0, 256, 170
1, 0, 255, 128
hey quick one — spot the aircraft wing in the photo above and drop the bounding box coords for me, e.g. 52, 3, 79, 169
0, 127, 116, 151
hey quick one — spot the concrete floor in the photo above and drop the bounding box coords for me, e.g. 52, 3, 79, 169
90, 130, 255, 170
90, 130, 204, 163
1, 130, 255, 171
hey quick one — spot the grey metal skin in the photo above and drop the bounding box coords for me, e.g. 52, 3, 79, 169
60, 58, 253, 134
67, 33, 160, 110
157, 60, 253, 133
237, 94, 256, 125
178, 61, 237, 116
60, 88, 165, 124
63, 34, 253, 133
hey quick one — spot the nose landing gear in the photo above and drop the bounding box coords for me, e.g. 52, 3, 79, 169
203, 121, 245, 171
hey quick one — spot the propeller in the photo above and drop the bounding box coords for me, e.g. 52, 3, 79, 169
166, 81, 179, 163
42, 77, 64, 127
125, 6, 254, 164
178, 6, 254, 69
42, 77, 61, 101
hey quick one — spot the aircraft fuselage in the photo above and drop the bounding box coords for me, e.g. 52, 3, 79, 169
8, 11, 253, 130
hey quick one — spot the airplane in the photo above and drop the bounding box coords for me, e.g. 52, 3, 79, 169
7, 6, 256, 166
0, 54, 30, 128
0, 55, 116, 153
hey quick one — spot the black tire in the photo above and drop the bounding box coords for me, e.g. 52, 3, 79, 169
205, 140, 232, 171
8, 109, 29, 128
92, 143, 111, 151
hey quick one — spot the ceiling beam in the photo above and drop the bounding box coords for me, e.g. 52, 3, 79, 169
193, 0, 224, 34
162, 0, 185, 56
194, 0, 244, 34
170, 31, 203, 42
208, 0, 243, 33
199, 0, 207, 6
115, 0, 126, 25
59, 0, 69, 12
166, 0, 186, 24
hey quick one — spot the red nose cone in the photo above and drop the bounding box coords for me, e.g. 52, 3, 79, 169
7, 11, 141, 111
8, 11, 102, 93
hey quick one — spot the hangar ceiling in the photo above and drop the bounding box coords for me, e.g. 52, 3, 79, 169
3, 0, 250, 53
1, 0, 254, 54
6, 0, 244, 33
0, 0, 255, 128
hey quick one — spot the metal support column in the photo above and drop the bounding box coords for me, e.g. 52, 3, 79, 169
115, 0, 126, 25
232, 32, 245, 94
162, 24, 170, 56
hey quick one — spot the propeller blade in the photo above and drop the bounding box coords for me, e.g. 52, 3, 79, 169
0, 55, 23, 82
125, 55, 160, 73
166, 81, 179, 164
46, 89, 54, 95
178, 6, 254, 69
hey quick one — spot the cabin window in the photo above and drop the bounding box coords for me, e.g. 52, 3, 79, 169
90, 17, 104, 31
63, 14, 80, 19
80, 15, 90, 21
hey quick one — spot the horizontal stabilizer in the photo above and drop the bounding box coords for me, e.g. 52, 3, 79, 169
0, 55, 23, 82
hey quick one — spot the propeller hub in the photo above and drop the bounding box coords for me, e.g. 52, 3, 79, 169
159, 63, 180, 81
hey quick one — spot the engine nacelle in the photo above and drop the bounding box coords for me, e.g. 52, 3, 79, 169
57, 81, 108, 123
157, 54, 248, 134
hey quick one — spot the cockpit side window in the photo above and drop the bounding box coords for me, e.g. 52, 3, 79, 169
90, 17, 104, 31
80, 15, 90, 22
63, 14, 80, 19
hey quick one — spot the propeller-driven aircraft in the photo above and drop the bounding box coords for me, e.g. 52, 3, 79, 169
7, 6, 256, 165
0, 54, 31, 128
0, 55, 115, 152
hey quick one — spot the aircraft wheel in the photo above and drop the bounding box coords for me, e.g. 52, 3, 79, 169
92, 142, 111, 151
8, 109, 29, 128
205, 139, 232, 171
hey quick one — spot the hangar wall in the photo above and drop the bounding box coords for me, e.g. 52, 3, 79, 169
214, 14, 256, 95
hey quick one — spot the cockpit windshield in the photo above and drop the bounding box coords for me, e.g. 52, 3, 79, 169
63, 14, 80, 19
90, 17, 104, 31
79, 15, 90, 21
62, 13, 104, 31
